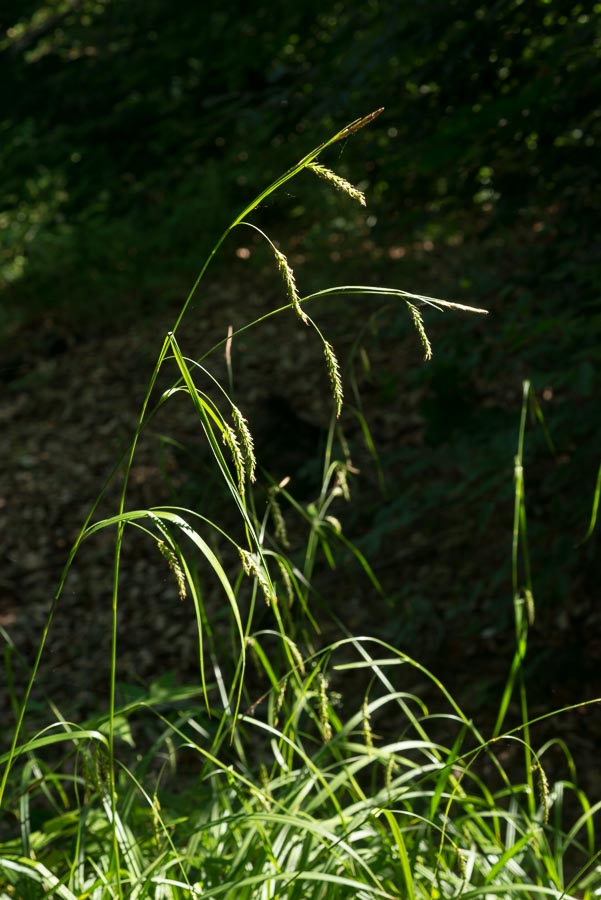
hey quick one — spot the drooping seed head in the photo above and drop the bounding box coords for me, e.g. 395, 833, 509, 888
232, 405, 256, 483
268, 486, 290, 548
307, 161, 366, 206
222, 423, 246, 496
157, 540, 187, 601
318, 674, 333, 742
239, 548, 276, 605
406, 301, 433, 361
274, 247, 308, 324
323, 341, 343, 417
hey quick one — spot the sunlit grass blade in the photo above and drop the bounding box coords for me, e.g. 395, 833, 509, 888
578, 459, 601, 545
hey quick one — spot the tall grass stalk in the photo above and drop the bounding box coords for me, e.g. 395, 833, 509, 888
0, 108, 485, 806
1, 112, 598, 899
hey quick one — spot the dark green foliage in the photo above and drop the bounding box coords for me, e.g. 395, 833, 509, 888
1, 0, 599, 700
0, 55, 599, 893
2, 1, 599, 320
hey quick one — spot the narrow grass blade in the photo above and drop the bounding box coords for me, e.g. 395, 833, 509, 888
578, 460, 601, 545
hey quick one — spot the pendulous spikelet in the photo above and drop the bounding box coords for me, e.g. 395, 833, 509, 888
157, 540, 187, 601
222, 423, 246, 495
307, 161, 366, 206
532, 762, 550, 824
274, 247, 308, 324
385, 754, 398, 790
232, 405, 256, 483
275, 557, 295, 606
407, 301, 433, 361
268, 486, 290, 548
239, 548, 275, 605
318, 674, 333, 742
323, 341, 343, 417
275, 676, 288, 721
362, 695, 374, 753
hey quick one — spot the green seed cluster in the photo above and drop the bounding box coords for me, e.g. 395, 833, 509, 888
157, 539, 187, 601
407, 301, 433, 361
324, 341, 343, 417
308, 161, 366, 206
274, 247, 308, 324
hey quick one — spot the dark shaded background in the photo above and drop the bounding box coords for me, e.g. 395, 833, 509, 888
1, 1, 599, 746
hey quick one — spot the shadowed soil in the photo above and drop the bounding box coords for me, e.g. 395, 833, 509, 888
1, 273, 599, 796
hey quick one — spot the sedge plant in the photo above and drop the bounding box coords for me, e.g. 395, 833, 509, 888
1, 111, 599, 899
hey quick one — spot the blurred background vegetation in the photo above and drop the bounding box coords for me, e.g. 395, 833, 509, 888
1, 0, 599, 708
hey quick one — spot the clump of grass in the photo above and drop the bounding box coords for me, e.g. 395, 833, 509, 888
1, 639, 599, 897
1, 110, 596, 899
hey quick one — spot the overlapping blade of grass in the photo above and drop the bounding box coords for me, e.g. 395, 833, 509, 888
3, 108, 600, 900
1, 638, 599, 897
0, 111, 395, 805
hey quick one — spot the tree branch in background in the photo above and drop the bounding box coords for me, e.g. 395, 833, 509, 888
3, 0, 85, 57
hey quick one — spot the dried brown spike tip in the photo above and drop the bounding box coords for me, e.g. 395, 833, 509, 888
335, 107, 385, 142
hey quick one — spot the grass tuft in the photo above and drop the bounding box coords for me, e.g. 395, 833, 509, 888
0, 109, 597, 900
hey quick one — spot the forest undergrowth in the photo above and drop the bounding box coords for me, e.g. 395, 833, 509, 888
1, 112, 600, 899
